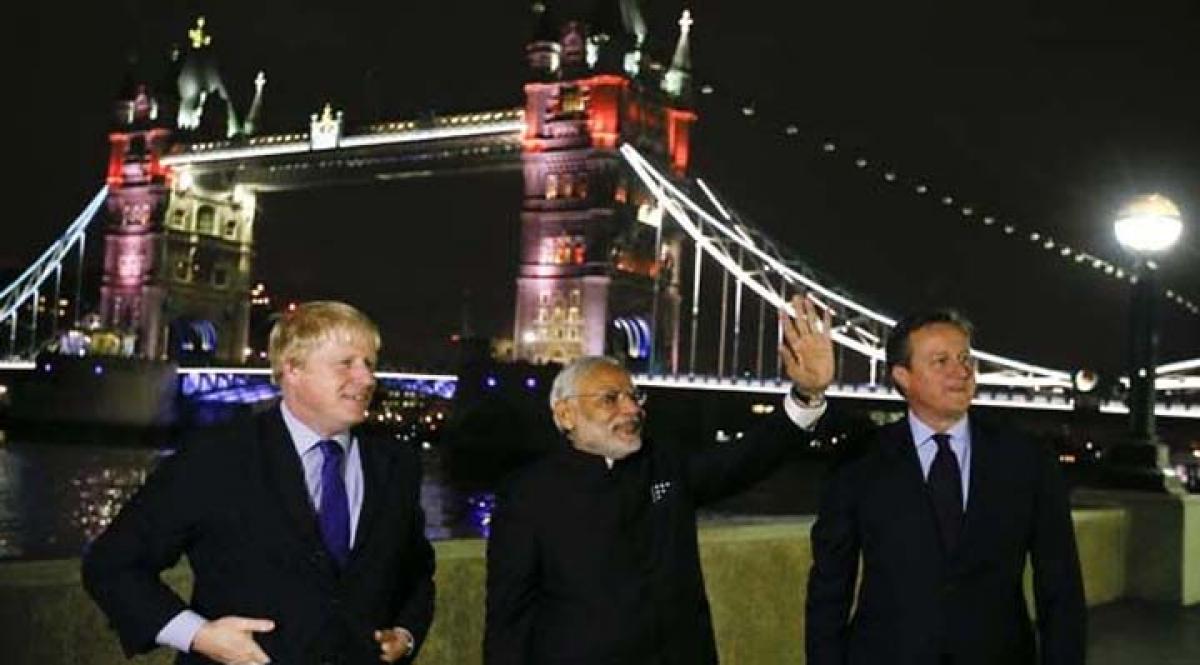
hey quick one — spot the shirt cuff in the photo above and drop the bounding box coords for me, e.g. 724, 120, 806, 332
783, 391, 827, 430
156, 610, 208, 653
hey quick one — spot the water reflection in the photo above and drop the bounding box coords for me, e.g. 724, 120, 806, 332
0, 435, 162, 560
0, 431, 491, 561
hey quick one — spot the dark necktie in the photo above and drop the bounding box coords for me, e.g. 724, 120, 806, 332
317, 439, 351, 567
928, 433, 963, 552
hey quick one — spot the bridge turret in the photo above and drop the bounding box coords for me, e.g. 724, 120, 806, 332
101, 58, 174, 357
514, 2, 694, 371
587, 0, 636, 74
526, 2, 562, 81
174, 16, 240, 139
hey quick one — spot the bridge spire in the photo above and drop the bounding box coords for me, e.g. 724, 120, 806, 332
243, 71, 266, 136
662, 9, 693, 100
187, 16, 213, 50
175, 15, 240, 138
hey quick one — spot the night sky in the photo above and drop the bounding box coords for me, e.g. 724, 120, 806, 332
22, 0, 1200, 376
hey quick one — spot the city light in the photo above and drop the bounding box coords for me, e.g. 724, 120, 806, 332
1114, 194, 1183, 254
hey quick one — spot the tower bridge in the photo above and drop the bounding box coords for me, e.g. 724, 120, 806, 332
2, 2, 1196, 420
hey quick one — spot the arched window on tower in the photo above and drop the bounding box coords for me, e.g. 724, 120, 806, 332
545, 173, 559, 199
561, 87, 586, 113
196, 206, 215, 235
556, 236, 571, 264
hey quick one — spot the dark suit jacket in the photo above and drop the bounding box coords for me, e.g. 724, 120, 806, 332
805, 415, 1085, 665
484, 411, 813, 665
82, 405, 435, 665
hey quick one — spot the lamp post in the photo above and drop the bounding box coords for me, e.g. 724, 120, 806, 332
1110, 193, 1183, 488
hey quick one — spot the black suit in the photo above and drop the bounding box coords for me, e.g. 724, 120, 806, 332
484, 411, 813, 665
805, 415, 1085, 665
82, 406, 435, 665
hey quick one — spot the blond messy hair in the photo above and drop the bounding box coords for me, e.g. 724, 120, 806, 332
268, 301, 381, 382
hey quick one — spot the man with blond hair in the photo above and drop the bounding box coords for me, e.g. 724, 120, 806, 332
84, 301, 435, 665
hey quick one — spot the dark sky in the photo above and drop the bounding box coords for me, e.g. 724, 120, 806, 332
23, 0, 1200, 375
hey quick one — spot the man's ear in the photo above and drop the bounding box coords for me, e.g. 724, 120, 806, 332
891, 364, 910, 394
552, 400, 575, 434
280, 357, 300, 384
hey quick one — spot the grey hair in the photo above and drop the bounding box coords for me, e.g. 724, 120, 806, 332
548, 355, 626, 409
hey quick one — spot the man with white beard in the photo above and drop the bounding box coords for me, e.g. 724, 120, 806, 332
484, 295, 835, 665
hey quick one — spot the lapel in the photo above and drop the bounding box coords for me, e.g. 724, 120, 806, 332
880, 417, 955, 558
257, 406, 324, 548
956, 416, 1000, 562
880, 418, 929, 501
348, 429, 397, 562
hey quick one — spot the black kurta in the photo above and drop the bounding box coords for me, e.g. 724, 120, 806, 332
484, 411, 812, 665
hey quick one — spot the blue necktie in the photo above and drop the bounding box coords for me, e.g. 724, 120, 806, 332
317, 439, 351, 567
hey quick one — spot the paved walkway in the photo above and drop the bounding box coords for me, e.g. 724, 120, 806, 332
1089, 600, 1199, 664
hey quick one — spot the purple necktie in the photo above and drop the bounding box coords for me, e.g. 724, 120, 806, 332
317, 439, 351, 567
928, 433, 963, 552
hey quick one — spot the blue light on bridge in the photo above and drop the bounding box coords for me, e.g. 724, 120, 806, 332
467, 491, 496, 539
177, 369, 458, 404
485, 376, 498, 389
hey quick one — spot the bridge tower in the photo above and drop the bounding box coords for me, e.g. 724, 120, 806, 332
102, 17, 256, 363
100, 68, 174, 357
514, 2, 697, 372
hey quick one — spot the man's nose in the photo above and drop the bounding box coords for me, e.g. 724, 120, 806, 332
352, 361, 376, 382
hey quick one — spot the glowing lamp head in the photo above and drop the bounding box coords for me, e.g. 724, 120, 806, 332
1114, 193, 1183, 254
1073, 369, 1099, 393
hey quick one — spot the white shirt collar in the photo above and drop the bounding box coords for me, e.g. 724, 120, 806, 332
280, 400, 351, 456
908, 410, 970, 448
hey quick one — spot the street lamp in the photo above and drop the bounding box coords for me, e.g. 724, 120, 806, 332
1111, 193, 1183, 485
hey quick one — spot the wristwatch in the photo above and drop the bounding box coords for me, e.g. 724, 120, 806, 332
790, 385, 826, 408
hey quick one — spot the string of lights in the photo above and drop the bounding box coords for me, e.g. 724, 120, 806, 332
694, 83, 1199, 316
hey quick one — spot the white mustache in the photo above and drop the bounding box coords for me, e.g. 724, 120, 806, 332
612, 417, 643, 433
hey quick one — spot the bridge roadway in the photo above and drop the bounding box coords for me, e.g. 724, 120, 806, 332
3, 362, 1193, 419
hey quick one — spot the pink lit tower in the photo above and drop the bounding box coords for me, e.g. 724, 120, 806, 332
513, 1, 696, 372
102, 17, 258, 363
100, 61, 174, 358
